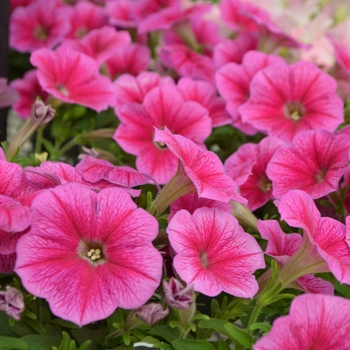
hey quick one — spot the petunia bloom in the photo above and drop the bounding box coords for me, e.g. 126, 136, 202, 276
239, 61, 344, 142
15, 183, 163, 326
254, 294, 350, 350
30, 47, 115, 112
0, 78, 18, 110
167, 207, 265, 297
267, 130, 350, 199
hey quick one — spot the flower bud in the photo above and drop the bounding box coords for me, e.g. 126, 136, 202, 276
136, 303, 169, 325
163, 278, 194, 310
0, 286, 25, 321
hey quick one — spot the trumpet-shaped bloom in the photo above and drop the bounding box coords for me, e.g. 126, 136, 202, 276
10, 70, 49, 119
0, 78, 18, 110
15, 183, 163, 326
60, 26, 131, 65
154, 127, 245, 203
240, 61, 344, 142
254, 294, 350, 350
225, 136, 285, 211
114, 86, 211, 184
167, 207, 265, 297
30, 47, 115, 112
10, 0, 70, 53
258, 219, 333, 295
267, 130, 350, 199
277, 190, 350, 286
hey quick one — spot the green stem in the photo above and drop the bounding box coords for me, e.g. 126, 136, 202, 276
35, 127, 44, 154
247, 301, 264, 335
53, 138, 77, 160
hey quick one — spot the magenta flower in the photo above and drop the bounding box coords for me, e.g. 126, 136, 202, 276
225, 136, 285, 211
106, 44, 151, 79
216, 51, 285, 134
277, 190, 350, 286
267, 130, 350, 199
114, 86, 211, 184
113, 72, 174, 113
10, 70, 49, 119
30, 47, 115, 112
258, 219, 333, 295
61, 26, 131, 65
106, 0, 140, 28
153, 127, 245, 203
10, 0, 70, 53
66, 1, 108, 39
15, 183, 163, 326
239, 61, 344, 142
177, 77, 231, 127
167, 207, 265, 297
254, 294, 350, 350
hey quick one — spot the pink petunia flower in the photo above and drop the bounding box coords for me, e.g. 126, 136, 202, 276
239, 61, 344, 142
60, 26, 131, 65
160, 44, 215, 82
113, 71, 174, 113
10, 0, 70, 53
10, 70, 49, 119
277, 190, 350, 286
167, 207, 265, 297
106, 44, 151, 79
267, 130, 350, 199
153, 127, 246, 204
216, 50, 285, 134
30, 47, 115, 112
114, 86, 211, 184
225, 136, 285, 211
258, 219, 334, 295
106, 0, 141, 28
15, 183, 163, 326
65, 1, 108, 39
177, 77, 231, 127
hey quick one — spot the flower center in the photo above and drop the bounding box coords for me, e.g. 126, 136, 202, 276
316, 168, 327, 183
199, 251, 209, 269
283, 101, 305, 121
78, 240, 105, 265
258, 175, 272, 193
34, 25, 48, 41
55, 84, 69, 97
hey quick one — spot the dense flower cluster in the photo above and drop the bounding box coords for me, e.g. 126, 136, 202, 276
2, 0, 350, 348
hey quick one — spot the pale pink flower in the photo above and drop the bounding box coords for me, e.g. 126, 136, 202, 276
169, 193, 231, 221
15, 183, 163, 326
177, 77, 231, 127
167, 207, 265, 297
30, 47, 115, 112
258, 219, 333, 295
106, 44, 150, 79
240, 61, 344, 142
0, 78, 18, 110
60, 26, 131, 65
277, 190, 350, 286
225, 136, 285, 211
153, 127, 245, 203
10, 70, 49, 119
10, 0, 70, 53
254, 294, 350, 350
267, 130, 350, 199
136, 303, 169, 325
66, 1, 108, 39
160, 44, 215, 82
216, 50, 285, 134
113, 72, 174, 113
0, 286, 25, 321
114, 86, 211, 184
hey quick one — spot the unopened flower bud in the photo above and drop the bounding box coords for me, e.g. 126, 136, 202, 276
31, 99, 55, 126
0, 286, 25, 321
163, 278, 194, 310
136, 303, 169, 325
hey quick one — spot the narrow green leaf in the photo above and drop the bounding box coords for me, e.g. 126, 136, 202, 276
150, 325, 181, 343
218, 340, 231, 350
21, 335, 61, 350
22, 316, 46, 335
249, 323, 272, 333
0, 336, 27, 350
50, 319, 80, 330
68, 340, 77, 350
57, 332, 71, 350
172, 339, 216, 350
76, 340, 91, 350
223, 323, 253, 348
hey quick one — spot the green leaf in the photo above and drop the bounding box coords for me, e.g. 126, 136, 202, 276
218, 340, 231, 350
21, 335, 61, 350
76, 340, 91, 350
192, 314, 210, 322
0, 336, 27, 350
335, 280, 350, 299
172, 339, 216, 350
197, 319, 229, 336
57, 332, 70, 350
50, 319, 80, 330
210, 299, 220, 318
249, 323, 272, 333
150, 325, 180, 343
68, 340, 77, 350
223, 323, 253, 348
22, 316, 46, 335
0, 313, 17, 337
